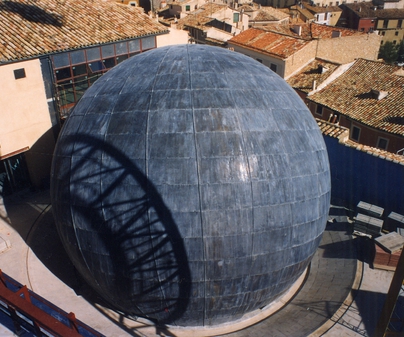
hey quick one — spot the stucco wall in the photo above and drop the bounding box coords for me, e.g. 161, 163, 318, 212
156, 27, 189, 47
228, 45, 286, 77
0, 59, 52, 158
316, 33, 381, 64
284, 40, 317, 79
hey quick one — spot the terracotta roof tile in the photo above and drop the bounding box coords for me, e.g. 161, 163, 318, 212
0, 0, 168, 62
309, 59, 404, 137
262, 22, 364, 39
229, 28, 311, 59
343, 2, 404, 19
254, 7, 290, 21
287, 59, 340, 93
176, 3, 227, 29
316, 118, 404, 164
316, 118, 349, 139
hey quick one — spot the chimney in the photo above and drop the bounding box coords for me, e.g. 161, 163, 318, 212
293, 25, 302, 35
371, 89, 388, 100
312, 80, 317, 90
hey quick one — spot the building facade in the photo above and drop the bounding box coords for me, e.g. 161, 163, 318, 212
0, 0, 172, 193
306, 59, 404, 153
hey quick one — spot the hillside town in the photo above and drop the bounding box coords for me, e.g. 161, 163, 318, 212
1, 0, 404, 335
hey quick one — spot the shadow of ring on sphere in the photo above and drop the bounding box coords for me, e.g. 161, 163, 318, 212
51, 133, 192, 325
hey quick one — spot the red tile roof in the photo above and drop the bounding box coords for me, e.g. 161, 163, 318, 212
229, 28, 311, 59
343, 2, 404, 19
309, 59, 404, 137
263, 22, 364, 39
176, 3, 228, 29
0, 0, 168, 62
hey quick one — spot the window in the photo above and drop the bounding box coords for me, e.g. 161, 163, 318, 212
398, 19, 402, 28
233, 13, 239, 23
383, 19, 388, 28
14, 68, 26, 79
351, 126, 361, 141
185, 5, 190, 11
336, 1, 339, 4
377, 137, 389, 150
52, 38, 156, 119
256, 58, 263, 63
270, 63, 277, 73
393, 40, 397, 45
141, 36, 156, 50
315, 104, 323, 116
395, 31, 399, 36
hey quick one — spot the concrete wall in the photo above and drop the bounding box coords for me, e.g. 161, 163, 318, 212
324, 135, 404, 215
284, 40, 317, 79
316, 33, 381, 64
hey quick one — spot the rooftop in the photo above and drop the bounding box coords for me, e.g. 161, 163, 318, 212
343, 2, 404, 19
303, 3, 343, 14
228, 27, 312, 59
252, 6, 290, 22
263, 22, 365, 39
176, 3, 228, 29
309, 59, 404, 137
317, 119, 404, 164
287, 58, 341, 93
0, 0, 168, 63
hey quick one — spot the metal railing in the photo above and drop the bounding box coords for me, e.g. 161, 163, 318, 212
0, 270, 105, 337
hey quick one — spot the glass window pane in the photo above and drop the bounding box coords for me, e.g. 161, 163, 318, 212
70, 50, 85, 65
88, 61, 104, 73
102, 44, 115, 58
58, 81, 75, 106
141, 37, 155, 50
55, 67, 72, 81
116, 42, 128, 55
129, 39, 140, 53
116, 54, 128, 64
87, 47, 101, 61
74, 76, 89, 101
53, 53, 69, 68
103, 57, 116, 69
72, 64, 87, 77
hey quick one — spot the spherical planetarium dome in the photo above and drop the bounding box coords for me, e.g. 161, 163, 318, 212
51, 44, 331, 327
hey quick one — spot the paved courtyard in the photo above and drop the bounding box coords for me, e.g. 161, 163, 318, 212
0, 189, 402, 336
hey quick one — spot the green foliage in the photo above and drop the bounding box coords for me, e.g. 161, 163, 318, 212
397, 40, 404, 64
378, 41, 398, 64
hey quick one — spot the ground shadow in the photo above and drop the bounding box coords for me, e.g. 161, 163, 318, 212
2, 131, 193, 333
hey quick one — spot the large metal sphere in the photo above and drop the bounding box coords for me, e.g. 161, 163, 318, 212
51, 44, 331, 327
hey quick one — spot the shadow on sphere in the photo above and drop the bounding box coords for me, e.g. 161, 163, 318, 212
51, 133, 192, 326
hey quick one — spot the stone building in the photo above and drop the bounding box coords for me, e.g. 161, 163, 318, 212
338, 2, 404, 45
227, 23, 381, 78
306, 59, 404, 153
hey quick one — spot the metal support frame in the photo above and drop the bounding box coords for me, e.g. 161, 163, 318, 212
0, 270, 104, 337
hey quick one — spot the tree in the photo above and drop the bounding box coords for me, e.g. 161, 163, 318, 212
378, 41, 398, 64
396, 40, 404, 64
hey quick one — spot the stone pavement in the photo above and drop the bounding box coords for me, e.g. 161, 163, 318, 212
0, 189, 401, 337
